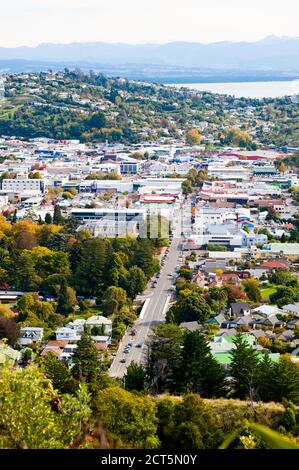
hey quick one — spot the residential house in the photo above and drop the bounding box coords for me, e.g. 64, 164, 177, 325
91, 335, 111, 349
86, 315, 113, 335
217, 328, 238, 337
230, 302, 251, 317
0, 341, 21, 366
255, 315, 284, 328
17, 327, 44, 346
275, 331, 295, 343
41, 340, 78, 363
41, 340, 69, 359
282, 303, 299, 318
208, 336, 236, 354
206, 313, 229, 328
180, 321, 203, 331
252, 305, 282, 318
287, 319, 299, 330
0, 290, 25, 304
55, 327, 81, 342
65, 319, 86, 332
227, 314, 256, 329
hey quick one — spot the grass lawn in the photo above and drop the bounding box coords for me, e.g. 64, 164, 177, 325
87, 307, 103, 315
261, 286, 278, 301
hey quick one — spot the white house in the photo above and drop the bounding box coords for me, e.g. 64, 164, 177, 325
18, 327, 44, 346
86, 315, 112, 335
252, 305, 282, 318
282, 303, 299, 318
65, 319, 86, 333
55, 327, 81, 342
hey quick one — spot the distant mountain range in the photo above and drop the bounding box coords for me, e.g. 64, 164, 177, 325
0, 36, 299, 82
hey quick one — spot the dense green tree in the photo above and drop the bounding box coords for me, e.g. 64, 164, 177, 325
17, 293, 41, 322
0, 366, 92, 448
229, 335, 260, 400
270, 286, 299, 308
95, 387, 159, 448
180, 330, 227, 397
121, 266, 147, 299
73, 238, 107, 295
269, 270, 297, 287
225, 128, 253, 148
106, 251, 127, 287
88, 111, 106, 129
72, 332, 108, 392
242, 278, 261, 303
8, 251, 42, 291
282, 407, 296, 431
44, 213, 53, 224
146, 324, 184, 394
40, 273, 70, 296
56, 278, 74, 316
167, 293, 212, 324
182, 179, 193, 195
269, 357, 299, 405
101, 286, 128, 316
255, 354, 275, 402
156, 394, 223, 449
132, 239, 158, 278
123, 361, 146, 392
28, 246, 70, 278
41, 353, 79, 394
46, 233, 71, 252
53, 205, 64, 225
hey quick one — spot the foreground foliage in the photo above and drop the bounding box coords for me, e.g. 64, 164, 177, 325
0, 365, 298, 449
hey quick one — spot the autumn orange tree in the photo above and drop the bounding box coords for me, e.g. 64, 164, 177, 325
185, 129, 202, 145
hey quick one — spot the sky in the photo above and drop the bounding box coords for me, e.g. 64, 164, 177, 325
1, 0, 298, 47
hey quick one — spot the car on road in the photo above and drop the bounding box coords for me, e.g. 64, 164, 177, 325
120, 358, 126, 363
135, 343, 142, 348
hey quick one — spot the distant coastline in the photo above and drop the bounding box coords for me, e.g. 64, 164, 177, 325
168, 80, 299, 99
0, 59, 299, 88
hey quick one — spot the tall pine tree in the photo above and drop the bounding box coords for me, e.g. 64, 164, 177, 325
180, 330, 227, 397
53, 204, 64, 225
56, 278, 73, 315
72, 331, 109, 393
229, 334, 260, 400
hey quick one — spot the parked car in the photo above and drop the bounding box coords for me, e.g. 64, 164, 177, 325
120, 358, 126, 363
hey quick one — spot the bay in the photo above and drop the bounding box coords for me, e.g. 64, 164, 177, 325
169, 80, 299, 99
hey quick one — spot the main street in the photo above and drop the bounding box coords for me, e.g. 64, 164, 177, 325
109, 199, 191, 378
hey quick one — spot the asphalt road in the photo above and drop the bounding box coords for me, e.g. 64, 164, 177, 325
109, 205, 186, 378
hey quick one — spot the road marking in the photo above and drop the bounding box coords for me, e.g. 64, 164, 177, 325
161, 295, 172, 317
139, 297, 150, 319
